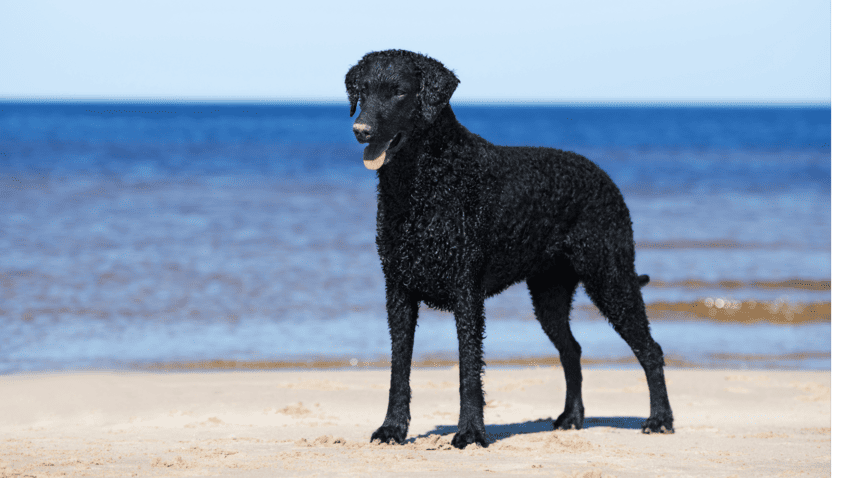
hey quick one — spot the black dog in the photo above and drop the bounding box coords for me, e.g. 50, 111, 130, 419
346, 49, 674, 449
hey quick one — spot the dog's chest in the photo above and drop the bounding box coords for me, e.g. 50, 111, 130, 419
377, 193, 474, 299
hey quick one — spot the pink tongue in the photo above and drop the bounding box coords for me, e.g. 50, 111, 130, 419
363, 141, 391, 170
364, 151, 385, 170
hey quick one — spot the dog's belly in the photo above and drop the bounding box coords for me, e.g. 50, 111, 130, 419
381, 235, 563, 310
378, 204, 574, 308
479, 206, 573, 293
480, 240, 562, 297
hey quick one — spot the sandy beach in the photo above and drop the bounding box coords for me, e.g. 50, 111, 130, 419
0, 367, 830, 477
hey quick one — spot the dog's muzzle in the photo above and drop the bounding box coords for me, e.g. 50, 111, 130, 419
362, 133, 404, 170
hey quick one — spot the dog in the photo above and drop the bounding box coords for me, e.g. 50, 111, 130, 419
345, 49, 674, 449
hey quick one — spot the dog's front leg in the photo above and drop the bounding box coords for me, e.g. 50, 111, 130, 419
371, 284, 419, 445
452, 286, 488, 449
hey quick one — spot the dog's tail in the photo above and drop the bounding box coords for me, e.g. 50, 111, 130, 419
638, 274, 650, 287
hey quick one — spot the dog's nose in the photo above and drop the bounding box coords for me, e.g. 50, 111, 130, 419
353, 123, 372, 142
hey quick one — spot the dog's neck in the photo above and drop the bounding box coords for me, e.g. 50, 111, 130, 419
377, 104, 470, 192
422, 104, 461, 140
410, 105, 466, 160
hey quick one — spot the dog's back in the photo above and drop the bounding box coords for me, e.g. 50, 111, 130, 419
396, 123, 636, 298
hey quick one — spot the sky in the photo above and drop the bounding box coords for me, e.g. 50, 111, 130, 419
0, 0, 832, 103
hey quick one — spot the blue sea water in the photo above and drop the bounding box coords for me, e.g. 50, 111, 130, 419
0, 103, 830, 190
0, 102, 831, 373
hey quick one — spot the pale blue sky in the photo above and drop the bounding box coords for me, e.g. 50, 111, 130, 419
0, 0, 831, 103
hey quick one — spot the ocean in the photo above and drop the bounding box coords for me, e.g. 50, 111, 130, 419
0, 102, 831, 373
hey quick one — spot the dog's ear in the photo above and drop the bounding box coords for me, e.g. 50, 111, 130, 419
416, 55, 459, 123
345, 61, 362, 117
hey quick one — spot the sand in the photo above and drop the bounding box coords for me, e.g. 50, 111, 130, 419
0, 367, 830, 477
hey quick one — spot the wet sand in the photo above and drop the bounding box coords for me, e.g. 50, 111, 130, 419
0, 368, 830, 477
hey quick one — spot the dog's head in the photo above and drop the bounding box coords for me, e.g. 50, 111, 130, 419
345, 50, 459, 170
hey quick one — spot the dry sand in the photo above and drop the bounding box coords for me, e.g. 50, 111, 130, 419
0, 367, 830, 477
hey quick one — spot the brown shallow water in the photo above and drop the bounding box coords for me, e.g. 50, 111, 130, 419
642, 279, 830, 291
643, 300, 829, 324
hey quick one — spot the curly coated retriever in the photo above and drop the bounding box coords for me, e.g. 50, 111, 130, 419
345, 49, 674, 449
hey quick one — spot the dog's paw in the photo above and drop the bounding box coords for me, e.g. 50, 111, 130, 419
641, 414, 674, 434
451, 427, 488, 449
553, 407, 584, 430
371, 425, 407, 444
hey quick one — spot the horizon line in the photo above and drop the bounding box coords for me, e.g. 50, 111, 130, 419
0, 96, 831, 108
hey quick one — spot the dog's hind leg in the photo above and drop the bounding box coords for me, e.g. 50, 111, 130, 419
527, 263, 584, 430
371, 286, 419, 444
580, 249, 675, 434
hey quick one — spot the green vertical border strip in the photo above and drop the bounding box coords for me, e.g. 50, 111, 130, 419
832, 1, 850, 476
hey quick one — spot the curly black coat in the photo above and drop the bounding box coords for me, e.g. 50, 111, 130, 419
345, 49, 674, 449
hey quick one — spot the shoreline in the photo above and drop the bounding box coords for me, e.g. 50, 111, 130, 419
2, 349, 832, 376
136, 351, 834, 372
